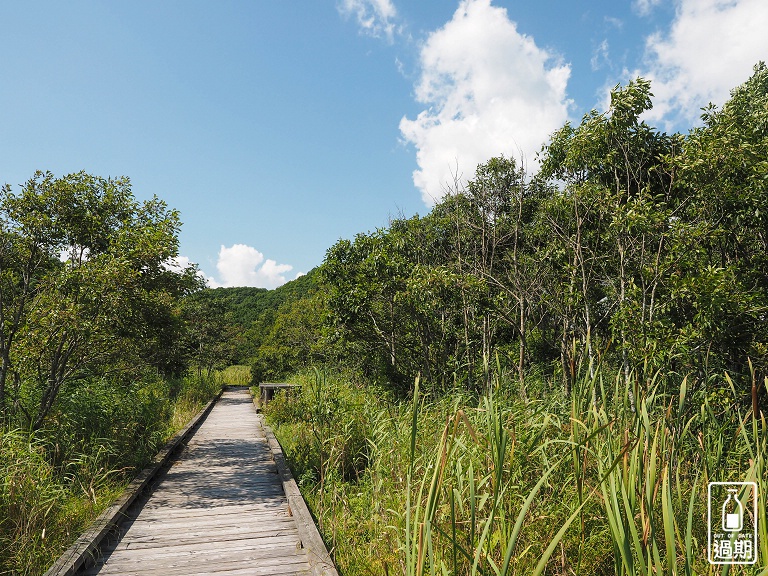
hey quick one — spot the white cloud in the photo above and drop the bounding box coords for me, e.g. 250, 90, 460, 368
640, 0, 768, 126
399, 0, 571, 205
633, 0, 662, 16
338, 0, 399, 42
165, 255, 194, 273
591, 39, 610, 71
209, 244, 293, 289
165, 255, 215, 285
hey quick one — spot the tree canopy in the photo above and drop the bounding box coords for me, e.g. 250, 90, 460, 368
318, 63, 768, 400
0, 171, 200, 428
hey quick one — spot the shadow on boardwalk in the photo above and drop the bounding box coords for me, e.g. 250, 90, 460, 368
78, 388, 313, 576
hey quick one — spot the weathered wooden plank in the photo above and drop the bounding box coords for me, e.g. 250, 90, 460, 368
113, 523, 300, 548
86, 559, 311, 576
106, 537, 301, 555
133, 501, 289, 519
86, 543, 308, 568
257, 404, 340, 576
74, 388, 321, 575
96, 536, 304, 561
120, 511, 291, 531
107, 559, 310, 576
83, 551, 312, 576
44, 390, 223, 576
82, 545, 308, 572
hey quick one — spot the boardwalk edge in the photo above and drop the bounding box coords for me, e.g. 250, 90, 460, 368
256, 398, 340, 576
43, 388, 224, 576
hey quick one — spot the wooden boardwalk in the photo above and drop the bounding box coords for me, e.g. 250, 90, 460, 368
79, 389, 320, 576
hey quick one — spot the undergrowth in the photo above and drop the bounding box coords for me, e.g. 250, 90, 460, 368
264, 366, 768, 575
0, 370, 223, 576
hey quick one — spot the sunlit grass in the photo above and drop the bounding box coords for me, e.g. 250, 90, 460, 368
266, 366, 768, 575
219, 365, 252, 386
0, 371, 223, 575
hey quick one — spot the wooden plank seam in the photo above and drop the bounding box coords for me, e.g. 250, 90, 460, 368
254, 396, 340, 576
43, 389, 224, 576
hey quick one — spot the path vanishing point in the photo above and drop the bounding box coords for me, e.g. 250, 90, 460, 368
49, 388, 337, 576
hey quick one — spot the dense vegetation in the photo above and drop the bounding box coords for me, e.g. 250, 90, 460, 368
320, 68, 768, 400
253, 65, 768, 574
184, 271, 321, 379
0, 172, 223, 574
241, 65, 768, 405
265, 366, 765, 575
3, 63, 767, 575
193, 272, 319, 330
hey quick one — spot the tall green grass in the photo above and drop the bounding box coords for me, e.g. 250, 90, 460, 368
219, 365, 252, 386
266, 366, 767, 575
0, 370, 223, 576
573, 369, 767, 576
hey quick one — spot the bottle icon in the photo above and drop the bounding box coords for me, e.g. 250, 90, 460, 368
722, 489, 743, 531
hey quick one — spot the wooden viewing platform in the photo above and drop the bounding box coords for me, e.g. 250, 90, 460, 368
258, 382, 301, 406
48, 388, 336, 576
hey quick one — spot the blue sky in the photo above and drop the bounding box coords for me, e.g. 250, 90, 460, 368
1, 0, 766, 288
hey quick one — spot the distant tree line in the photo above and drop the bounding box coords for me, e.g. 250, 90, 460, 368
214, 64, 768, 406
320, 64, 768, 400
183, 274, 322, 381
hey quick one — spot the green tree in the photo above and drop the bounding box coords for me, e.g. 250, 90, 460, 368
462, 156, 542, 385
181, 297, 243, 378
0, 171, 199, 428
538, 79, 677, 393
669, 62, 768, 378
318, 68, 768, 400
323, 229, 414, 388
250, 291, 328, 384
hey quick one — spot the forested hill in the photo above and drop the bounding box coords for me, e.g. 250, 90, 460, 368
181, 269, 323, 378
190, 269, 319, 328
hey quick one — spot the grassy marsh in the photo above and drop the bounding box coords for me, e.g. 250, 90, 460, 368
0, 372, 222, 575
264, 367, 767, 575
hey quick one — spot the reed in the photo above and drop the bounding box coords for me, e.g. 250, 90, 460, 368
581, 368, 768, 576
269, 364, 768, 575
0, 371, 223, 575
400, 377, 589, 575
